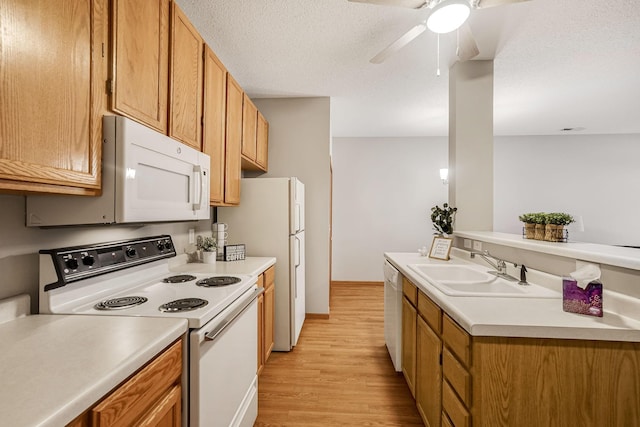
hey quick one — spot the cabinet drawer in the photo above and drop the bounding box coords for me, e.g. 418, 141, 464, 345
443, 314, 470, 367
418, 291, 441, 333
264, 265, 275, 287
402, 277, 418, 306
443, 348, 471, 407
257, 273, 265, 287
442, 380, 470, 427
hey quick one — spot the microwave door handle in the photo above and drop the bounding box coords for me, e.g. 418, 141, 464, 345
192, 165, 203, 211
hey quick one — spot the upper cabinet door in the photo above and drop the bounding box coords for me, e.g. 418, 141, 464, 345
202, 45, 227, 205
169, 3, 203, 150
241, 95, 258, 161
225, 75, 243, 205
0, 0, 108, 195
111, 0, 169, 134
256, 111, 269, 170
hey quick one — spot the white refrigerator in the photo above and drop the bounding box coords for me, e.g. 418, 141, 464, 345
218, 177, 305, 351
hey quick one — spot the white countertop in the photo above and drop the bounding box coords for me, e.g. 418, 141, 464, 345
385, 251, 640, 342
169, 255, 276, 278
0, 315, 187, 427
455, 231, 640, 271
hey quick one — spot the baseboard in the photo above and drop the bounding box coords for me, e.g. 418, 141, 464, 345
306, 313, 330, 319
330, 280, 383, 287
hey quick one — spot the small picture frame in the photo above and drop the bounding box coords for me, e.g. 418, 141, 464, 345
429, 236, 453, 260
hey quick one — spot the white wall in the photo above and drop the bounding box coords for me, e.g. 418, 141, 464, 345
253, 97, 332, 315
332, 137, 448, 282
0, 194, 211, 313
494, 133, 640, 246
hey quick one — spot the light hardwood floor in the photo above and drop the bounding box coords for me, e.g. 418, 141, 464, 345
255, 283, 424, 426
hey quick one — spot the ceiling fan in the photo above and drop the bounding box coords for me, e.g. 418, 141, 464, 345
350, 0, 530, 64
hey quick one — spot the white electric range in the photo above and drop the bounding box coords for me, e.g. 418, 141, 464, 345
39, 235, 261, 427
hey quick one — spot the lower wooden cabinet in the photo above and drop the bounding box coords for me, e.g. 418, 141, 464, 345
401, 273, 640, 426
416, 314, 442, 427
67, 340, 182, 427
263, 266, 276, 362
401, 291, 417, 397
258, 265, 276, 376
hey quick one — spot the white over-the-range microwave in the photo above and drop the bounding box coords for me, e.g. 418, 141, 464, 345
27, 116, 210, 226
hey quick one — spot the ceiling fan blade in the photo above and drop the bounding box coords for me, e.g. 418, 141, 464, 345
348, 0, 428, 9
456, 22, 479, 61
474, 0, 530, 9
370, 23, 427, 64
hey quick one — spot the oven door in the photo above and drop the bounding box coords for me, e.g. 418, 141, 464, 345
189, 285, 262, 427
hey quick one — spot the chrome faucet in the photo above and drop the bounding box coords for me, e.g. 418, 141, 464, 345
470, 250, 518, 282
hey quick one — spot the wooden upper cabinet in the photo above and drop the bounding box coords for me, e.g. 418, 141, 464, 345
111, 0, 169, 134
169, 3, 204, 150
256, 111, 269, 170
224, 74, 243, 205
240, 95, 268, 173
202, 45, 227, 205
241, 95, 258, 161
0, 0, 108, 195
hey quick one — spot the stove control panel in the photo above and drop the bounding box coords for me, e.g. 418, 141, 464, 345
41, 235, 176, 290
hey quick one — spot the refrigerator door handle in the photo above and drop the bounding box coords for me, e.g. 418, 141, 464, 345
295, 236, 301, 268
295, 204, 301, 233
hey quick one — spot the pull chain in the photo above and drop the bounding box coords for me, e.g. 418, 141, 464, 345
436, 34, 441, 77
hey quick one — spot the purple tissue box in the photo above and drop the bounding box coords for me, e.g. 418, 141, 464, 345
562, 278, 603, 317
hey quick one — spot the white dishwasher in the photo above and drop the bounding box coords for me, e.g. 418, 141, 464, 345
383, 259, 402, 372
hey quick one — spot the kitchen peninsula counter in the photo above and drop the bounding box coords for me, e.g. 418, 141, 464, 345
386, 251, 640, 342
0, 315, 187, 427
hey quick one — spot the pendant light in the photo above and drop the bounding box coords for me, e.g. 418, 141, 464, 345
426, 0, 471, 34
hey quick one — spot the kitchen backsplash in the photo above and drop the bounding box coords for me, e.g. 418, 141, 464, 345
0, 195, 211, 313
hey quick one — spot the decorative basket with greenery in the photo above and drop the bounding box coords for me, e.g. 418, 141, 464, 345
430, 203, 458, 236
520, 212, 573, 242
545, 213, 574, 242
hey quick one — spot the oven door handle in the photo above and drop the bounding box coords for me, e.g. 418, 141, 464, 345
204, 286, 264, 342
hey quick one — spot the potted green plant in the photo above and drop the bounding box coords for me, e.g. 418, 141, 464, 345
545, 212, 574, 242
518, 213, 537, 239
430, 203, 458, 236
198, 236, 217, 263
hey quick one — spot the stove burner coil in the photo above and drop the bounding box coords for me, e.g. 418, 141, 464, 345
95, 296, 148, 310
162, 274, 197, 283
196, 276, 242, 287
159, 298, 208, 312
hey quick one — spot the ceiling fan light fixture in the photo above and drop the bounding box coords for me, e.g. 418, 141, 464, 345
426, 0, 471, 34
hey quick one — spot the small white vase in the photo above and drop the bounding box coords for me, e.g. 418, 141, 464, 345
202, 250, 217, 264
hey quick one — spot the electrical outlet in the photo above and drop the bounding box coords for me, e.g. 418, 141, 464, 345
473, 241, 483, 251
463, 239, 472, 249
188, 229, 195, 244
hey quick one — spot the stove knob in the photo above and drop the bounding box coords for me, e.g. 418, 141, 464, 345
156, 242, 165, 251
65, 258, 79, 270
82, 255, 95, 266
164, 240, 173, 250
126, 247, 137, 257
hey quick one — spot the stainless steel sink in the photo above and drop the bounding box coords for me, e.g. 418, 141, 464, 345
407, 264, 560, 298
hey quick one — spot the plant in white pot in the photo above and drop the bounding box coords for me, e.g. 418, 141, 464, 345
198, 236, 217, 263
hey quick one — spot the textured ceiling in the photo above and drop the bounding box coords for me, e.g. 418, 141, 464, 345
177, 0, 640, 137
